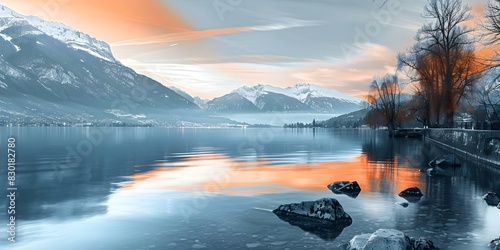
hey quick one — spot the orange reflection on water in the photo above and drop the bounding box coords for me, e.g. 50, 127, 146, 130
124, 154, 424, 195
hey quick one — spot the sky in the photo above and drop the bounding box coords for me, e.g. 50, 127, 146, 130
0, 0, 489, 99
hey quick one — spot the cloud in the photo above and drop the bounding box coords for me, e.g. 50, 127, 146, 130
121, 43, 397, 99
251, 18, 322, 31
111, 18, 322, 47
111, 26, 253, 47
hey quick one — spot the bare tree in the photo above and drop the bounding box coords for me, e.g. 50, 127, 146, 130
399, 42, 444, 127
484, 0, 500, 47
368, 74, 404, 134
473, 67, 500, 127
398, 0, 481, 127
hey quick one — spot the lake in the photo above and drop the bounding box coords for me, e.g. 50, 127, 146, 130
0, 127, 499, 249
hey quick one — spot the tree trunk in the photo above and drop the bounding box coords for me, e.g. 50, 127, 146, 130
444, 111, 454, 128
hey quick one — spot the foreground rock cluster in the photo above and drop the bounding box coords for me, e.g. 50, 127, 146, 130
339, 229, 437, 250
273, 183, 444, 248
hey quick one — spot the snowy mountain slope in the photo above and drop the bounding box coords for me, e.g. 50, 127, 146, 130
0, 5, 238, 125
287, 83, 363, 104
206, 92, 260, 113
168, 86, 208, 108
0, 5, 113, 61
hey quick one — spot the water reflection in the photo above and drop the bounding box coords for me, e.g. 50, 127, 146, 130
0, 128, 499, 250
124, 153, 424, 196
273, 211, 351, 241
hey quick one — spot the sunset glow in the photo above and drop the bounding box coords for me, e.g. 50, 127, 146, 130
1, 0, 490, 99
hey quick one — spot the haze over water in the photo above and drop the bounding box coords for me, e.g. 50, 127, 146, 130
1, 127, 499, 249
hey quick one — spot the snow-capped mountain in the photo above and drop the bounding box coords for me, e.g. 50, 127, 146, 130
206, 92, 261, 113
0, 5, 239, 126
0, 6, 113, 61
235, 83, 363, 105
205, 84, 365, 113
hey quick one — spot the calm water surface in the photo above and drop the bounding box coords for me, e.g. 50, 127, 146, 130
0, 128, 499, 249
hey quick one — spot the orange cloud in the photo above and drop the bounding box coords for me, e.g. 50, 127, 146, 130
463, 3, 485, 27
112, 26, 253, 46
2, 0, 191, 42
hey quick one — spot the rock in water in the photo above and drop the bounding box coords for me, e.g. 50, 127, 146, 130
398, 187, 424, 203
413, 237, 437, 250
347, 233, 372, 249
362, 229, 412, 250
490, 236, 500, 250
483, 191, 500, 206
327, 181, 362, 198
273, 198, 352, 222
273, 198, 352, 240
396, 202, 409, 208
343, 229, 437, 250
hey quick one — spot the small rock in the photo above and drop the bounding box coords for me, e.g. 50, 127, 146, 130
396, 202, 409, 208
399, 187, 424, 203
490, 236, 500, 250
413, 237, 437, 250
327, 181, 361, 198
483, 191, 500, 206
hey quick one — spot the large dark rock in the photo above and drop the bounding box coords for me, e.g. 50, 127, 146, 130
342, 229, 438, 250
399, 187, 424, 203
273, 198, 352, 240
490, 236, 500, 250
483, 191, 500, 206
327, 181, 361, 198
273, 198, 352, 222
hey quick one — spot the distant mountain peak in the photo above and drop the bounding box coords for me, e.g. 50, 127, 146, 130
232, 83, 363, 105
285, 83, 363, 104
0, 5, 114, 62
215, 83, 366, 114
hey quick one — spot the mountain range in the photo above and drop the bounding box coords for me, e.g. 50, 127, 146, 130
0, 5, 365, 126
171, 84, 366, 114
